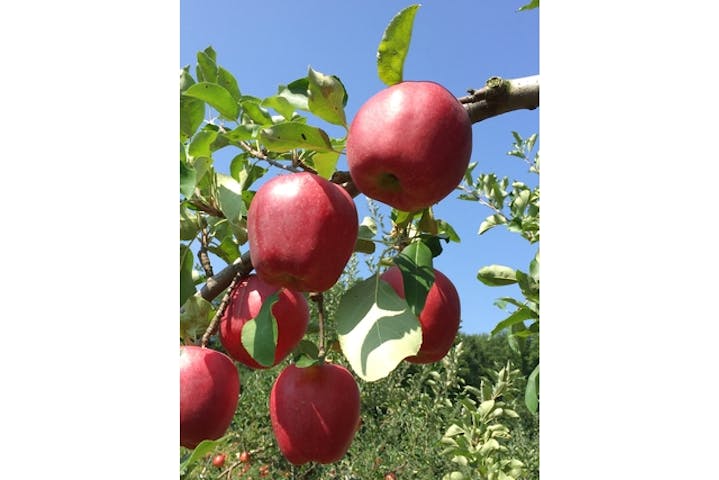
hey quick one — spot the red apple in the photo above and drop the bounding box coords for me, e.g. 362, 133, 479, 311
248, 172, 359, 292
212, 453, 226, 468
346, 81, 472, 213
269, 363, 361, 465
180, 346, 240, 449
220, 274, 309, 369
380, 266, 461, 364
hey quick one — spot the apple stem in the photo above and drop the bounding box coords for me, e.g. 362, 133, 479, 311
201, 270, 245, 347
309, 292, 326, 358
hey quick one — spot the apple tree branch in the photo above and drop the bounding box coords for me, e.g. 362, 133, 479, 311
195, 74, 540, 306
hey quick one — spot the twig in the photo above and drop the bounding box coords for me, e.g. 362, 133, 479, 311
201, 269, 245, 347
198, 222, 214, 278
309, 292, 326, 358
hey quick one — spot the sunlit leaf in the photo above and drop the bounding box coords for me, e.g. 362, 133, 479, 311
490, 305, 538, 336
259, 122, 335, 153
525, 364, 539, 414
336, 275, 422, 381
180, 294, 215, 341
196, 50, 218, 83
477, 265, 517, 286
216, 174, 246, 222
183, 83, 239, 120
277, 77, 310, 111
307, 66, 348, 127
377, 4, 421, 86
217, 66, 241, 101
518, 0, 539, 12
180, 160, 196, 198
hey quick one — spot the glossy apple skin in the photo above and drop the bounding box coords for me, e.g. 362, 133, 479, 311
180, 346, 240, 449
248, 172, 359, 292
346, 81, 472, 213
269, 363, 361, 465
380, 266, 461, 364
220, 274, 309, 369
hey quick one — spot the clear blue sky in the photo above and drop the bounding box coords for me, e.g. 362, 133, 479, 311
180, 0, 539, 334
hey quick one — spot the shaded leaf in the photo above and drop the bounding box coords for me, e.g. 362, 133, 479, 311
336, 275, 422, 381
241, 291, 280, 367
490, 305, 538, 336
216, 174, 246, 221
377, 4, 421, 86
394, 241, 434, 317
240, 96, 274, 125
180, 244, 196, 306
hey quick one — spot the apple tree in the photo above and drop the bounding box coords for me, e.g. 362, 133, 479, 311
180, 2, 539, 471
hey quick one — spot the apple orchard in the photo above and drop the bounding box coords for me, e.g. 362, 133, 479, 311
180, 4, 539, 476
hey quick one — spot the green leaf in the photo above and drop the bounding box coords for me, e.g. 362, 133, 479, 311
516, 270, 539, 303
437, 220, 461, 242
241, 292, 280, 367
490, 305, 538, 336
217, 66, 241, 101
336, 275, 422, 381
518, 0, 540, 12
311, 150, 340, 179
277, 77, 310, 111
358, 216, 378, 240
418, 208, 438, 235
180, 160, 196, 198
240, 96, 274, 125
180, 244, 196, 306
230, 155, 267, 190
307, 67, 348, 127
477, 265, 518, 286
223, 124, 256, 143
187, 130, 218, 160
180, 96, 205, 139
478, 213, 508, 236
180, 203, 201, 240
207, 234, 241, 264
180, 294, 215, 341
529, 250, 539, 282
196, 50, 218, 83
393, 241, 434, 317
525, 364, 539, 414
180, 66, 195, 92
216, 174, 246, 222
259, 122, 335, 153
377, 4, 421, 86
261, 95, 297, 121
180, 436, 228, 474
183, 83, 239, 120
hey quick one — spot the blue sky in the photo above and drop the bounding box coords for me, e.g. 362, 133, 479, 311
180, 0, 539, 334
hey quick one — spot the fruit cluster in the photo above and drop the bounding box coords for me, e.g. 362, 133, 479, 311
180, 81, 470, 465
